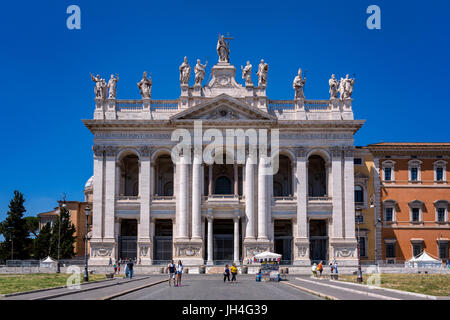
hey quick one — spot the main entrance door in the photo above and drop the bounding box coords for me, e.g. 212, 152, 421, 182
274, 220, 293, 264
119, 219, 137, 260
212, 219, 234, 264
309, 220, 328, 263
153, 219, 173, 264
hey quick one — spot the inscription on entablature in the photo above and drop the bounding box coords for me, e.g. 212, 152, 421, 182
279, 133, 353, 140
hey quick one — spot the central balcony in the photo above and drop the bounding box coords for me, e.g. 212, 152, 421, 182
203, 195, 242, 207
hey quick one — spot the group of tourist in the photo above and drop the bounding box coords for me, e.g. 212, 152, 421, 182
311, 260, 338, 279
167, 260, 184, 287
111, 258, 135, 279
223, 263, 238, 282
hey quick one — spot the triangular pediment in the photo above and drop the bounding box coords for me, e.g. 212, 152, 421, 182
170, 94, 276, 122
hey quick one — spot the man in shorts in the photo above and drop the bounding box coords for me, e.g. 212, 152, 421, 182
167, 260, 176, 286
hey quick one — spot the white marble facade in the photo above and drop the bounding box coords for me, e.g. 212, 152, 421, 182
84, 45, 363, 267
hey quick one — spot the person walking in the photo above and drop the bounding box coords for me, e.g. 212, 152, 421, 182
124, 260, 129, 278
333, 260, 338, 280
109, 257, 112, 266
311, 263, 317, 277
117, 260, 121, 274
113, 262, 117, 275
317, 261, 323, 278
230, 263, 238, 282
176, 260, 184, 287
223, 264, 230, 282
168, 260, 176, 286
127, 258, 134, 279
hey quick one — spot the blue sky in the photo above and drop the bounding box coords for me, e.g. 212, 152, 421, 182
0, 0, 449, 222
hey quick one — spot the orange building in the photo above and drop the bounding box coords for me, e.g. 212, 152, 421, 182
368, 143, 450, 264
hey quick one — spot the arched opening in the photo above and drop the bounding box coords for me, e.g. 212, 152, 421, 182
215, 176, 232, 194
154, 155, 174, 196
273, 155, 293, 197
119, 154, 139, 196
308, 155, 327, 197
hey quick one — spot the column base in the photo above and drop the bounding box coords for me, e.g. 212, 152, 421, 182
330, 238, 359, 267
137, 240, 152, 265
173, 238, 204, 266
88, 238, 116, 265
243, 239, 272, 263
294, 238, 310, 265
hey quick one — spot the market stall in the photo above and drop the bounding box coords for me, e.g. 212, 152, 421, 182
254, 251, 282, 282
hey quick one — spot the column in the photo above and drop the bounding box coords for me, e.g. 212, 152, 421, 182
296, 148, 308, 238
104, 146, 117, 240
245, 153, 255, 239
139, 147, 151, 241
207, 216, 213, 265
234, 163, 238, 196
208, 165, 213, 196
233, 215, 240, 264
92, 146, 104, 239
331, 147, 344, 238
192, 154, 202, 239
344, 147, 356, 239
258, 157, 268, 240
178, 154, 188, 239
150, 163, 155, 199
294, 147, 310, 265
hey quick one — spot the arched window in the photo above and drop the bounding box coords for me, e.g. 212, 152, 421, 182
273, 155, 292, 197
215, 176, 232, 194
308, 155, 327, 197
119, 154, 139, 196
355, 185, 364, 204
155, 155, 174, 196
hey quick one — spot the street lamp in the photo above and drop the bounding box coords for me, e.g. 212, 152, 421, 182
57, 194, 66, 274
356, 211, 363, 283
84, 205, 91, 282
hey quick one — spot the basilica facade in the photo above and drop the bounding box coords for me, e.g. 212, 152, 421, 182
84, 39, 363, 267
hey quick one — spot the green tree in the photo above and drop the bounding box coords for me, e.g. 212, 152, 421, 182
33, 222, 52, 259
50, 207, 76, 259
25, 216, 40, 238
0, 191, 31, 260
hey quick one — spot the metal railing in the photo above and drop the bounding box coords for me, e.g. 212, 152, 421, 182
116, 195, 140, 201
308, 196, 332, 201
152, 195, 175, 201
273, 196, 296, 201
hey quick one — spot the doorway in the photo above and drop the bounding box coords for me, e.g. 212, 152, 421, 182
118, 219, 137, 260
153, 219, 173, 264
274, 220, 293, 264
309, 219, 328, 263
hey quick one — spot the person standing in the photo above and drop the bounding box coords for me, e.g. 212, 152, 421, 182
230, 263, 238, 282
317, 261, 323, 278
176, 260, 184, 287
168, 260, 176, 286
223, 265, 230, 282
127, 259, 134, 279
124, 260, 129, 278
333, 260, 338, 280
117, 260, 121, 274
113, 262, 117, 275
311, 263, 317, 277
